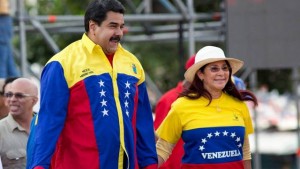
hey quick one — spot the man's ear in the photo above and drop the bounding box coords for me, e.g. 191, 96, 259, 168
89, 20, 97, 33
32, 97, 38, 106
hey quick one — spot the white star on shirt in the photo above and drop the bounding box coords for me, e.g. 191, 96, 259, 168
99, 80, 105, 87
126, 110, 130, 117
199, 145, 205, 151
214, 131, 220, 136
99, 89, 106, 97
125, 91, 130, 98
238, 143, 242, 147
223, 130, 228, 136
100, 99, 107, 107
207, 133, 213, 138
124, 100, 129, 107
102, 108, 109, 116
201, 138, 207, 144
235, 137, 241, 142
231, 132, 236, 138
125, 81, 130, 88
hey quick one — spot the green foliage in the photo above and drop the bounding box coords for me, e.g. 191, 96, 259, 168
25, 33, 53, 64
125, 41, 185, 92
25, 33, 81, 65
257, 69, 292, 94
23, 0, 85, 66
35, 0, 89, 15
194, 1, 222, 13
63, 0, 90, 14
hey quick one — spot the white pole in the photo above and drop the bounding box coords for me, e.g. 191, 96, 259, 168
17, 0, 28, 77
187, 0, 195, 57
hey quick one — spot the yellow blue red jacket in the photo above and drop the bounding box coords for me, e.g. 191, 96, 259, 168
29, 34, 158, 169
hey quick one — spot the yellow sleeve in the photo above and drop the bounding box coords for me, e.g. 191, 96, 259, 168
156, 108, 182, 144
242, 103, 254, 135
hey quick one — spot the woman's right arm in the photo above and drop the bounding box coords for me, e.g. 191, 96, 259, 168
156, 138, 175, 167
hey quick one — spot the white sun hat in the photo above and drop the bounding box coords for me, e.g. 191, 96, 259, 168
184, 46, 244, 83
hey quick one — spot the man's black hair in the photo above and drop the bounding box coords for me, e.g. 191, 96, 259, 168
84, 0, 125, 32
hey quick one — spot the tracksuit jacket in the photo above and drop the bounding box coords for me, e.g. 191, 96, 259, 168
28, 34, 158, 169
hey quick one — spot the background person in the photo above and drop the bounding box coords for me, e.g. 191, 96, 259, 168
29, 0, 157, 169
0, 0, 20, 78
0, 77, 19, 119
0, 78, 38, 168
156, 46, 258, 169
0, 79, 5, 119
154, 55, 195, 169
232, 76, 246, 90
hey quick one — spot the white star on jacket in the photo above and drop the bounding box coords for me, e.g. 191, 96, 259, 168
98, 79, 132, 117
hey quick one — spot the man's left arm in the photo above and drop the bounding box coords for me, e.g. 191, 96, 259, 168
136, 82, 158, 169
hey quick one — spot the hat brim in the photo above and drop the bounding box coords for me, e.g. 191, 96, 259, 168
184, 58, 244, 83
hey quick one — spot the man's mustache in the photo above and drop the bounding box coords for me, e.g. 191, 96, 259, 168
110, 36, 121, 42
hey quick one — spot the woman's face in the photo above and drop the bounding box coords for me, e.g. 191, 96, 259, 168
197, 61, 230, 93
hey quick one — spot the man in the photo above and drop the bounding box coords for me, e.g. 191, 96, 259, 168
0, 78, 38, 168
0, 77, 19, 119
29, 0, 157, 169
232, 76, 246, 90
0, 0, 20, 78
0, 79, 5, 119
154, 55, 195, 169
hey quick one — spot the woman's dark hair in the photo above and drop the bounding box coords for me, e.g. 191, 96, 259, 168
179, 61, 258, 106
1, 77, 19, 95
84, 0, 125, 32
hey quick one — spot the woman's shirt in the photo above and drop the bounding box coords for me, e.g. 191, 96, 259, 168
156, 92, 253, 169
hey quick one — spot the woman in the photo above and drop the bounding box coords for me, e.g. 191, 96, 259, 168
156, 46, 257, 169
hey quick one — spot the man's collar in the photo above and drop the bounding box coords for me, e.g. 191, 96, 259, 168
6, 113, 26, 132
82, 33, 123, 54
82, 33, 96, 54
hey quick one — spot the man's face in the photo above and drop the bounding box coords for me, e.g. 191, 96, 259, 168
6, 82, 36, 117
89, 11, 125, 55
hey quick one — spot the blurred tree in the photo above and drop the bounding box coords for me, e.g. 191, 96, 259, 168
125, 41, 184, 92
257, 69, 292, 94
24, 0, 85, 65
